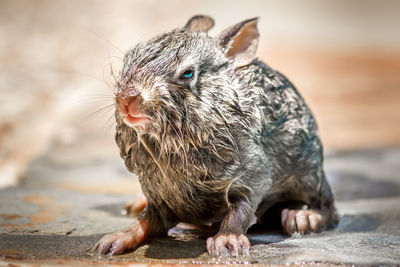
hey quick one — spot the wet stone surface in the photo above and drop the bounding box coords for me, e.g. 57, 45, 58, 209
1, 147, 400, 265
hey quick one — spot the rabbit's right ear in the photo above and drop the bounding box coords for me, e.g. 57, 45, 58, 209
184, 15, 215, 33
217, 18, 259, 67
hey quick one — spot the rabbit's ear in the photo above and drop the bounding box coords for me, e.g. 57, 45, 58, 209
184, 15, 215, 33
218, 18, 259, 67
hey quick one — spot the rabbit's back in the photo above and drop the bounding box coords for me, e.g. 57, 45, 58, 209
235, 59, 323, 181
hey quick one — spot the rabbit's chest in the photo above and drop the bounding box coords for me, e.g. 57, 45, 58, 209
123, 138, 231, 223
140, 168, 229, 224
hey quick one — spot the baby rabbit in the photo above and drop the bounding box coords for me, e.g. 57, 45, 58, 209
94, 15, 338, 257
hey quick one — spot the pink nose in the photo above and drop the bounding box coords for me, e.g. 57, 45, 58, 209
118, 94, 142, 116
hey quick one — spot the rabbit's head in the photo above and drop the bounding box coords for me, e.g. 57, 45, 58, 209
115, 15, 259, 151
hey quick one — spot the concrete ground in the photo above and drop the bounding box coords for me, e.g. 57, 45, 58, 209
1, 132, 400, 266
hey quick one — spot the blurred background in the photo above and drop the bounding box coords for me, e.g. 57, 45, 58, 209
1, 0, 399, 188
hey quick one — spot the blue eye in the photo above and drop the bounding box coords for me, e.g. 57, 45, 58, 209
180, 69, 194, 79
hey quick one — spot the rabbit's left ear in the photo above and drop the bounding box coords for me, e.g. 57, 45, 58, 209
217, 18, 259, 67
184, 15, 214, 33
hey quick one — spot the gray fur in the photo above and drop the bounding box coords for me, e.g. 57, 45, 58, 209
113, 16, 337, 240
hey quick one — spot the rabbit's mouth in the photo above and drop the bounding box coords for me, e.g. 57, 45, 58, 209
122, 114, 151, 128
116, 92, 151, 129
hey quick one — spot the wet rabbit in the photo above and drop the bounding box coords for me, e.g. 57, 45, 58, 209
94, 15, 338, 257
